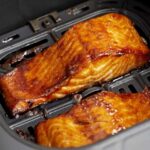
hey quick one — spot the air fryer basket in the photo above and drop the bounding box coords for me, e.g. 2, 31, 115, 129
0, 0, 150, 150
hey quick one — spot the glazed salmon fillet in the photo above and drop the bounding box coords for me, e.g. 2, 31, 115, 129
35, 90, 150, 148
0, 13, 149, 115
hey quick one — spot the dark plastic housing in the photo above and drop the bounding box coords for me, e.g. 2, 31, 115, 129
0, 0, 150, 150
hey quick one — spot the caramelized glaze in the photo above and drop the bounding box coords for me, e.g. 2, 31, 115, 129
0, 13, 149, 115
35, 90, 150, 148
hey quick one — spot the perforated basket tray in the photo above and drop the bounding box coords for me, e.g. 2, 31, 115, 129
0, 0, 150, 150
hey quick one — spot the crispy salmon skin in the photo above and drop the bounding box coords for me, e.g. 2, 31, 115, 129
0, 13, 149, 115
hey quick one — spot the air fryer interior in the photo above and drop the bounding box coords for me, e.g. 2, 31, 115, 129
0, 0, 150, 150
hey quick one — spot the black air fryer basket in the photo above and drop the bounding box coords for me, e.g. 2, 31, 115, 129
0, 0, 150, 150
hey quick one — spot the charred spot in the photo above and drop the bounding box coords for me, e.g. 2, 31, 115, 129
66, 54, 86, 75
27, 101, 34, 108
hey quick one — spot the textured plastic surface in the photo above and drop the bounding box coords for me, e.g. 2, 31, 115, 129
0, 0, 150, 150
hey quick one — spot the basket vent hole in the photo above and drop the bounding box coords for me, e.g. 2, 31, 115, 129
128, 84, 137, 93
119, 88, 126, 93
2, 34, 20, 44
11, 61, 22, 68
80, 6, 90, 12
28, 126, 34, 135
147, 76, 150, 82
61, 30, 67, 35
24, 52, 36, 59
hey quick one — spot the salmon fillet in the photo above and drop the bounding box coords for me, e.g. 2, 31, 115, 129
35, 90, 150, 148
0, 13, 149, 115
